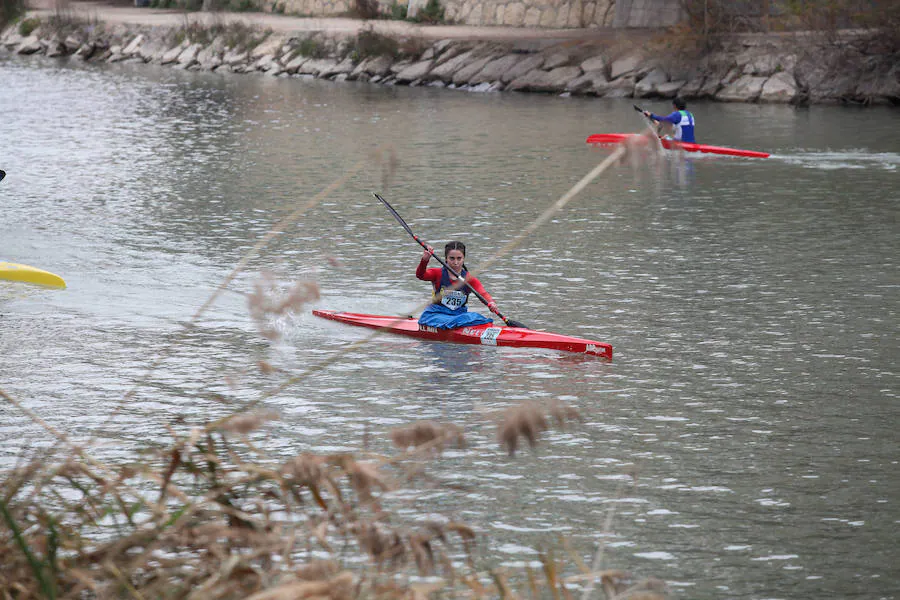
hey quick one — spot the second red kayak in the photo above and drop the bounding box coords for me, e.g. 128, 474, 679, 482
586, 133, 770, 158
313, 310, 612, 360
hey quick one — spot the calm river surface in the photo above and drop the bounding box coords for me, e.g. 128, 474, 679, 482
1, 53, 898, 599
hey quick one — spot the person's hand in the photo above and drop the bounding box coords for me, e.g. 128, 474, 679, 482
422, 246, 434, 260
487, 301, 498, 314
643, 110, 651, 119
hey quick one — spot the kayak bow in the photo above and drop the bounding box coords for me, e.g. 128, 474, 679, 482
313, 310, 612, 360
0, 262, 66, 288
586, 133, 770, 159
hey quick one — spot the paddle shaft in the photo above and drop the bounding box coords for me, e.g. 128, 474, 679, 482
372, 192, 526, 328
634, 104, 667, 141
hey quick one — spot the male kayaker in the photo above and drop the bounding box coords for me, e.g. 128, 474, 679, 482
643, 97, 696, 143
416, 241, 499, 329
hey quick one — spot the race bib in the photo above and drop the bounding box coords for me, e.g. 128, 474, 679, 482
441, 290, 467, 309
480, 327, 502, 345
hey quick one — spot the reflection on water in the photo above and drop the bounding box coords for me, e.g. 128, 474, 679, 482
1, 53, 898, 599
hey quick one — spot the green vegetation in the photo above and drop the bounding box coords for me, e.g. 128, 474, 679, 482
149, 0, 206, 10
352, 0, 381, 20
227, 0, 260, 12
390, 1, 408, 20
17, 15, 39, 36
410, 0, 445, 24
0, 0, 24, 30
296, 35, 327, 58
350, 25, 399, 60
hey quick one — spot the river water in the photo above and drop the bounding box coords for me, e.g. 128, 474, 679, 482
1, 53, 898, 599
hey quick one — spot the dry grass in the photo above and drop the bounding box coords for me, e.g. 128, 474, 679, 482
0, 399, 664, 598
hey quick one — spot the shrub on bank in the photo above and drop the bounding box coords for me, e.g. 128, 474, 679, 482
350, 25, 399, 59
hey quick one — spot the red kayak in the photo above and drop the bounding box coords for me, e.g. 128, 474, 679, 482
586, 133, 770, 158
313, 310, 613, 360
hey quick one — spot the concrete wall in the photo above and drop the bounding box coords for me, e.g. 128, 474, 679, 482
269, 0, 686, 28
440, 0, 616, 28
613, 0, 685, 28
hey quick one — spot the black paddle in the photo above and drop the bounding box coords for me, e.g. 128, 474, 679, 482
0, 169, 5, 183
372, 192, 529, 329
634, 104, 665, 139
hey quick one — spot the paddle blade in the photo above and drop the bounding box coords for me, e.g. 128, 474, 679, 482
633, 104, 645, 112
504, 318, 529, 329
0, 169, 5, 182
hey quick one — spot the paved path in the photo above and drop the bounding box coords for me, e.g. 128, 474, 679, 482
27, 0, 634, 44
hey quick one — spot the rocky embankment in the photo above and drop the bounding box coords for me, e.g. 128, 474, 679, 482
2, 16, 898, 105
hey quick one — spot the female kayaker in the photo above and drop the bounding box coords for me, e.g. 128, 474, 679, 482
416, 241, 499, 329
643, 97, 696, 143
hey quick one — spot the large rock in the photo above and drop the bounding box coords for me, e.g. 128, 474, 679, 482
580, 55, 606, 73
45, 37, 66, 58
319, 57, 357, 79
16, 35, 42, 55
716, 75, 767, 102
678, 77, 706, 98
508, 65, 582, 93
282, 53, 308, 74
500, 54, 545, 84
74, 42, 96, 60
350, 55, 393, 78
427, 49, 477, 81
122, 34, 144, 57
655, 80, 686, 98
698, 76, 723, 98
758, 71, 798, 103
542, 51, 571, 70
470, 54, 524, 85
2, 29, 24, 49
566, 70, 608, 94
161, 41, 189, 65
177, 43, 203, 68
222, 48, 249, 67
431, 40, 471, 67
609, 53, 643, 79
596, 76, 635, 98
634, 68, 668, 97
298, 58, 339, 77
106, 45, 127, 62
196, 36, 225, 70
137, 36, 168, 62
63, 34, 83, 52
249, 34, 283, 60
452, 54, 497, 85
252, 54, 277, 72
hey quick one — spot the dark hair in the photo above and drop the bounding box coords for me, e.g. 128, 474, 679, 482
673, 97, 686, 110
444, 241, 466, 258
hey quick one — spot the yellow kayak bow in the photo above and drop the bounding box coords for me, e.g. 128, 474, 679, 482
0, 262, 66, 288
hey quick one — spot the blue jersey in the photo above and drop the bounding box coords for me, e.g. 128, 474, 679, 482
651, 109, 695, 143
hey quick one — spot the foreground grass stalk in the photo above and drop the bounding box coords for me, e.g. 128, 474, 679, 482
0, 498, 56, 599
